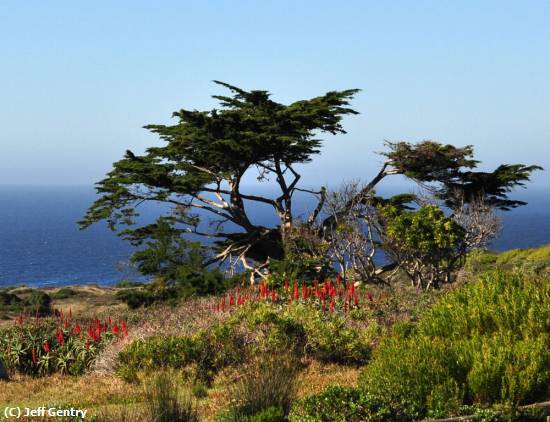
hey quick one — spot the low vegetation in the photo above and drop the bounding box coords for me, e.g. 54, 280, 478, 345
1, 247, 549, 421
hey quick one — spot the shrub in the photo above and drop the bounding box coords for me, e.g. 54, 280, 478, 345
144, 371, 199, 422
26, 291, 52, 316
359, 271, 550, 419
285, 304, 373, 364
51, 288, 79, 300
115, 280, 145, 288
0, 291, 24, 313
117, 336, 197, 382
220, 355, 300, 421
289, 385, 395, 422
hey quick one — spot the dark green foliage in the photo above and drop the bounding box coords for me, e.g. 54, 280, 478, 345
115, 288, 156, 309
191, 383, 208, 399
51, 288, 79, 300
0, 357, 8, 380
381, 140, 542, 210
26, 291, 52, 316
290, 385, 396, 422
359, 271, 550, 419
0, 291, 24, 312
114, 280, 145, 288
113, 222, 230, 307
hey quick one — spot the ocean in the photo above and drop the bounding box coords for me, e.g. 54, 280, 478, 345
0, 185, 548, 287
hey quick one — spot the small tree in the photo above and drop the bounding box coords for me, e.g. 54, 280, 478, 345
379, 204, 466, 289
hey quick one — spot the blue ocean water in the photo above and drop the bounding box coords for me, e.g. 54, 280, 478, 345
0, 185, 548, 287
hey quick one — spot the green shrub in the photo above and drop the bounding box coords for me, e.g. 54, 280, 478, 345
191, 383, 208, 399
0, 291, 24, 313
26, 291, 52, 316
117, 336, 197, 382
115, 280, 145, 288
359, 271, 550, 419
285, 304, 373, 364
51, 288, 79, 300
144, 371, 199, 422
250, 406, 287, 422
289, 385, 395, 422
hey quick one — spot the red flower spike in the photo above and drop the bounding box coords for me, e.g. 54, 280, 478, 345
32, 348, 37, 364
43, 340, 50, 353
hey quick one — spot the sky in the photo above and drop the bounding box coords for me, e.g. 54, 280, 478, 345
0, 0, 549, 190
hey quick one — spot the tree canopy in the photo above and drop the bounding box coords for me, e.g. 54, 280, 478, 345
81, 81, 542, 286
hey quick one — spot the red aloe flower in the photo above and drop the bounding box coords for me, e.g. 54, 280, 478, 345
112, 324, 120, 336
121, 320, 128, 337
43, 340, 50, 353
329, 299, 335, 313
74, 322, 81, 335
293, 282, 299, 300
57, 330, 64, 346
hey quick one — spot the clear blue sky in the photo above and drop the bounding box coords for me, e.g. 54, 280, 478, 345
1, 0, 548, 189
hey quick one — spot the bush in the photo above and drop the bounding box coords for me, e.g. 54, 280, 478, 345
144, 371, 199, 422
117, 336, 197, 382
359, 271, 550, 420
26, 291, 52, 316
220, 355, 300, 421
51, 288, 79, 300
285, 304, 373, 364
115, 280, 145, 288
289, 385, 395, 422
0, 291, 24, 313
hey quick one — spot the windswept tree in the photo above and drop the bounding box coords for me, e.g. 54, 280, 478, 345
80, 81, 359, 278
81, 82, 542, 286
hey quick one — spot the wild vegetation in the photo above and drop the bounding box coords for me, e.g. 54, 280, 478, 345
1, 84, 548, 421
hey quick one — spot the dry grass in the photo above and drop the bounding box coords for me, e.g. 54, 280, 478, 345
0, 373, 141, 409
